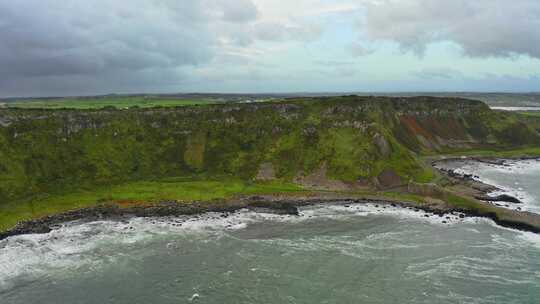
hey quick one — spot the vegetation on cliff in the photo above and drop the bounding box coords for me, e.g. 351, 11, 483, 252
1, 96, 539, 230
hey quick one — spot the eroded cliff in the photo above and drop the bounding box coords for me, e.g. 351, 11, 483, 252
1, 96, 538, 203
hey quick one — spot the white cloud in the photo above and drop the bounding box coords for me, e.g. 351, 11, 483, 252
362, 0, 540, 59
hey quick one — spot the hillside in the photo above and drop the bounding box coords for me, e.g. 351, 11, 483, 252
1, 96, 538, 206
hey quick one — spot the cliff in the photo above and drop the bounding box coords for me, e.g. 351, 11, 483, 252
1, 96, 538, 204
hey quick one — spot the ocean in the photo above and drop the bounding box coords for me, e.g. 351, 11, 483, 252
1, 161, 539, 304
438, 159, 540, 214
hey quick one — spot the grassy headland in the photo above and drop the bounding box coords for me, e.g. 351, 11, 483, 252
1, 95, 540, 232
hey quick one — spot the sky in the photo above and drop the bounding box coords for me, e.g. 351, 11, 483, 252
0, 0, 539, 97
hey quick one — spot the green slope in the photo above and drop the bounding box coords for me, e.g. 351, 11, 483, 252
0, 96, 539, 228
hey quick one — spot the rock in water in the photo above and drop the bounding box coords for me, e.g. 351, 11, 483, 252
474, 194, 524, 204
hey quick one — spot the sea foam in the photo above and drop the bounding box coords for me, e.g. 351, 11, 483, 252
0, 202, 536, 292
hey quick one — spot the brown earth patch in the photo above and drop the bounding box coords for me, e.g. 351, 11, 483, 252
420, 117, 468, 139
416, 134, 439, 151
294, 163, 352, 191
376, 169, 403, 189
400, 116, 433, 140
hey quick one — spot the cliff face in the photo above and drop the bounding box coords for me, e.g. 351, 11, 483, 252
0, 96, 538, 203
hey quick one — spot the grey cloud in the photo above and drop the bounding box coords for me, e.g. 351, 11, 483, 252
0, 0, 257, 97
253, 22, 322, 42
363, 0, 540, 59
314, 60, 356, 67
210, 0, 258, 23
347, 43, 374, 57
414, 68, 463, 80
0, 0, 214, 76
0, 67, 188, 97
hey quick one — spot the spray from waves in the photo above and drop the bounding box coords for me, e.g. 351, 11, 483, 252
1, 203, 538, 292
402, 218, 540, 291
444, 159, 540, 213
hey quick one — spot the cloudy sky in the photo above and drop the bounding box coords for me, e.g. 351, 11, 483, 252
1, 0, 539, 97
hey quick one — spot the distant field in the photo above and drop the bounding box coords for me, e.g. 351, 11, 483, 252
519, 111, 540, 117
4, 96, 224, 109
422, 146, 540, 159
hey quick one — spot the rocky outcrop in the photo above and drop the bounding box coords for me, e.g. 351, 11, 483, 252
474, 194, 524, 204
293, 163, 352, 191
255, 163, 276, 181
373, 133, 391, 157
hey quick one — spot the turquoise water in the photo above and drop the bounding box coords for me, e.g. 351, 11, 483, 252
1, 203, 539, 304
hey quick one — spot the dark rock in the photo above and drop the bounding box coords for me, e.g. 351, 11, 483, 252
474, 194, 523, 204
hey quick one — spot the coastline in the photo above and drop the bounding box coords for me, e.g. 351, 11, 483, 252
3, 156, 540, 241
432, 157, 538, 207
2, 190, 540, 241
431, 157, 540, 231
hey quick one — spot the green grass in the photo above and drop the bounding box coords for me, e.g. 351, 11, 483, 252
423, 146, 540, 159
0, 178, 304, 231
377, 191, 428, 204
444, 193, 505, 216
6, 97, 223, 109
518, 111, 540, 117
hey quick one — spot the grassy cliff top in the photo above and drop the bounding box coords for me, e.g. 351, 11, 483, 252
1, 95, 539, 232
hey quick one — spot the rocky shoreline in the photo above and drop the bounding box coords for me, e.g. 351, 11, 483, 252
2, 191, 540, 241
3, 157, 540, 240
430, 157, 540, 232
433, 157, 530, 206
